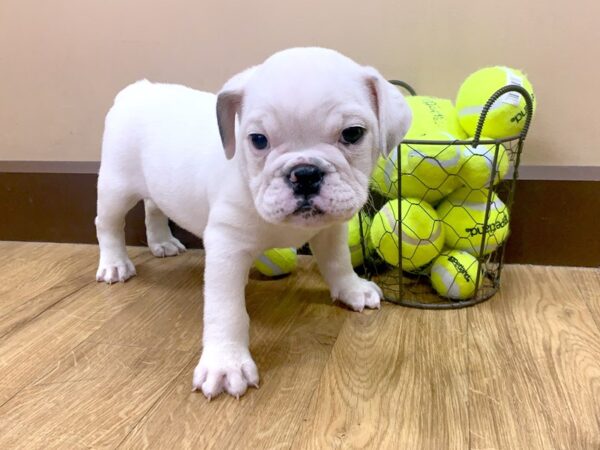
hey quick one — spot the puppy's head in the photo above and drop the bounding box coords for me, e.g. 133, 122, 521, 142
217, 47, 411, 228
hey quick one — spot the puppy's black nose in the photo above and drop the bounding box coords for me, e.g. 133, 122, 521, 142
287, 164, 324, 197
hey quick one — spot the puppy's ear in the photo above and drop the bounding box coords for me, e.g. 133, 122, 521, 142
216, 66, 258, 160
363, 67, 412, 157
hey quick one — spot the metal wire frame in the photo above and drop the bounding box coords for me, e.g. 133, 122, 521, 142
361, 82, 535, 309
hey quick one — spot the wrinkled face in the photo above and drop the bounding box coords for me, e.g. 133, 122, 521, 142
241, 88, 377, 227
217, 48, 412, 228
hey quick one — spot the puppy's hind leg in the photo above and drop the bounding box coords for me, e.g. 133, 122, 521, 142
95, 182, 139, 284
144, 199, 186, 257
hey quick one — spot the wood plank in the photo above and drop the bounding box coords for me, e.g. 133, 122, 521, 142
0, 242, 85, 277
0, 341, 193, 449
0, 241, 44, 269
0, 248, 190, 406
2, 242, 599, 449
0, 304, 102, 406
0, 243, 91, 304
120, 258, 349, 449
292, 303, 469, 449
0, 243, 150, 338
468, 265, 600, 449
571, 267, 600, 328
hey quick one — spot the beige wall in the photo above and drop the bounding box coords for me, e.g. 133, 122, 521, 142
1, 0, 599, 167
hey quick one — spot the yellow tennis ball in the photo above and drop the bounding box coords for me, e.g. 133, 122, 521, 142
430, 250, 483, 300
458, 137, 510, 189
370, 198, 445, 272
456, 66, 536, 138
371, 150, 399, 198
369, 201, 399, 266
400, 131, 464, 205
370, 97, 468, 199
436, 187, 510, 256
348, 213, 373, 268
371, 131, 464, 202
405, 96, 468, 139
254, 247, 297, 277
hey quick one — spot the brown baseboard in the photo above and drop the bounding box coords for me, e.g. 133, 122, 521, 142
0, 172, 598, 267
0, 172, 202, 249
503, 180, 599, 266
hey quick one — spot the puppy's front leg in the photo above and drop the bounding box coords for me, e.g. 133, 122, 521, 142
310, 222, 382, 312
192, 227, 259, 399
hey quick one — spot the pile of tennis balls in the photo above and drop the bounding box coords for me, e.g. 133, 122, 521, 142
366, 66, 535, 300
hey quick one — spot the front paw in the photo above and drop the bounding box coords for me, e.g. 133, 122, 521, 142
192, 344, 259, 400
96, 258, 136, 284
332, 276, 382, 312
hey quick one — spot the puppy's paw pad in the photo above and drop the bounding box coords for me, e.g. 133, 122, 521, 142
334, 277, 382, 312
96, 259, 136, 284
149, 237, 186, 258
192, 346, 259, 399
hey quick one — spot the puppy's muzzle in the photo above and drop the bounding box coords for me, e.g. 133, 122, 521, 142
286, 164, 324, 198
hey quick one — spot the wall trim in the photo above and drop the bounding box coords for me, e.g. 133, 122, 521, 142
509, 165, 600, 181
0, 161, 101, 174
0, 172, 598, 267
1, 160, 600, 181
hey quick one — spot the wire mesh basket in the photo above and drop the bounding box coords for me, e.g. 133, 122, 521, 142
358, 81, 534, 309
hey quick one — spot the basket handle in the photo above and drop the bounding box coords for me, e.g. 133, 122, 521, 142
389, 80, 417, 96
472, 85, 534, 147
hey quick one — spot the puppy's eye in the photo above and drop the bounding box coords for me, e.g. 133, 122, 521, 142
249, 133, 269, 150
340, 127, 365, 145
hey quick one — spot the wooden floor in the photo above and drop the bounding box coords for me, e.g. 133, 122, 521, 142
0, 242, 598, 449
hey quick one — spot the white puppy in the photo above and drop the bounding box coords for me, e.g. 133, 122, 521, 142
96, 47, 411, 399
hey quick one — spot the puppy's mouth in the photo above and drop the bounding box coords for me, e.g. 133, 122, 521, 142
255, 165, 364, 227
293, 197, 324, 217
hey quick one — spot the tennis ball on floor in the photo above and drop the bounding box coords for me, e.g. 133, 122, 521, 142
400, 131, 464, 205
254, 248, 297, 277
436, 187, 510, 256
458, 137, 510, 189
348, 213, 373, 268
430, 250, 483, 300
405, 96, 468, 139
370, 198, 445, 272
456, 66, 536, 138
